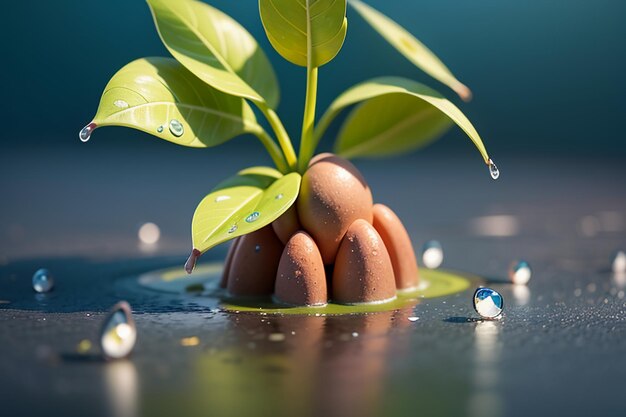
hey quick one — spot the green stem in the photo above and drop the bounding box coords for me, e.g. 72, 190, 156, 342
252, 128, 289, 173
258, 104, 297, 171
297, 66, 319, 173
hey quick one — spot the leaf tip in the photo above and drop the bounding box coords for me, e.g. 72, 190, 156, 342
456, 83, 473, 102
184, 249, 201, 274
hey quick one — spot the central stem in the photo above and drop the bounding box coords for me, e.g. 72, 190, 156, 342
298, 65, 319, 173
259, 104, 298, 172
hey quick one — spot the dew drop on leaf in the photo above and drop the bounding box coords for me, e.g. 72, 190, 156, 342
275, 193, 284, 200
245, 212, 260, 223
156, 125, 164, 133
215, 195, 231, 202
228, 224, 238, 233
113, 100, 129, 109
169, 119, 184, 137
79, 122, 96, 142
488, 158, 500, 180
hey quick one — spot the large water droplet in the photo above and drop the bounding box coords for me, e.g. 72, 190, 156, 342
488, 158, 500, 180
32, 268, 54, 293
613, 250, 626, 274
473, 287, 503, 319
169, 119, 184, 137
185, 249, 201, 274
245, 212, 260, 223
421, 240, 443, 269
79, 122, 96, 142
100, 301, 136, 360
508, 260, 532, 285
113, 100, 129, 109
228, 224, 238, 234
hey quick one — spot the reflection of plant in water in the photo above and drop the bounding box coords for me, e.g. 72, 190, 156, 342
81, 0, 496, 304
143, 309, 416, 417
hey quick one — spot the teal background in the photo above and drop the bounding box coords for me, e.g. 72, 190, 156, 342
2, 0, 625, 156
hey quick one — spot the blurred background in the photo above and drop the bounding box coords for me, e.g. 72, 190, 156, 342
1, 0, 625, 261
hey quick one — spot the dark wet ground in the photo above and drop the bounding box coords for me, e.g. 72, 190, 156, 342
1, 146, 626, 417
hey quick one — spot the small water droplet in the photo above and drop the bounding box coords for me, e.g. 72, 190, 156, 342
215, 195, 230, 202
156, 125, 164, 133
255, 245, 261, 253
185, 249, 201, 274
613, 250, 626, 273
372, 250, 378, 256
275, 193, 284, 200
100, 301, 136, 360
228, 224, 238, 233
113, 100, 129, 109
488, 158, 499, 180
245, 212, 260, 223
79, 122, 96, 142
508, 260, 532, 285
169, 119, 184, 137
473, 287, 503, 319
32, 268, 54, 293
421, 240, 443, 269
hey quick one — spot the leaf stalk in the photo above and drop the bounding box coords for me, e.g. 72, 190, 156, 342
298, 65, 319, 173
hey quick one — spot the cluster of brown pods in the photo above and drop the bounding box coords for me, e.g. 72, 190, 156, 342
221, 154, 420, 306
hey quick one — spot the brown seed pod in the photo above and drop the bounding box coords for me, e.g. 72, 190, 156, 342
332, 219, 396, 304
372, 204, 419, 290
275, 231, 327, 306
298, 153, 373, 264
272, 204, 302, 245
227, 226, 283, 296
220, 237, 241, 289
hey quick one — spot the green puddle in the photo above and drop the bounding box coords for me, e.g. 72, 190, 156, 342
138, 263, 475, 315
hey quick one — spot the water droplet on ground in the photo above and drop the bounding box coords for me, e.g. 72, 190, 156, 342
508, 260, 532, 285
488, 159, 500, 180
100, 302, 136, 360
473, 288, 503, 319
79, 123, 96, 142
421, 240, 443, 269
113, 100, 129, 109
245, 212, 260, 223
32, 269, 54, 293
169, 119, 184, 137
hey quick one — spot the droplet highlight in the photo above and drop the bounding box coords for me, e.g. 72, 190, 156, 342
79, 122, 97, 142
169, 119, 184, 137
473, 287, 503, 319
156, 125, 164, 133
99, 301, 136, 360
275, 193, 284, 200
245, 212, 260, 223
113, 100, 129, 109
488, 158, 499, 180
421, 240, 443, 269
228, 224, 238, 234
215, 195, 231, 202
508, 260, 532, 285
32, 268, 54, 293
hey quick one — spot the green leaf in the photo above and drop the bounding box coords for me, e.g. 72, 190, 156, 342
147, 0, 279, 108
348, 0, 472, 101
317, 77, 490, 162
336, 94, 452, 158
91, 57, 261, 147
259, 0, 348, 67
191, 167, 301, 254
